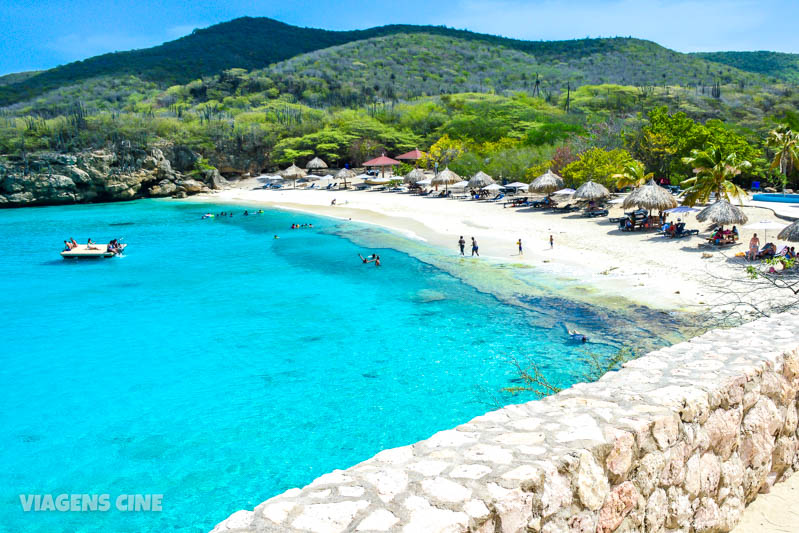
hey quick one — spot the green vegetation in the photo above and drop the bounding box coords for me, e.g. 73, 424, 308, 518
680, 146, 751, 205
2, 20, 799, 194
1, 17, 791, 107
696, 51, 799, 83
613, 161, 652, 189
561, 148, 633, 189
767, 125, 799, 190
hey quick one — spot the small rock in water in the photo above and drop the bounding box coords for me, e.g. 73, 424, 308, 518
413, 289, 446, 303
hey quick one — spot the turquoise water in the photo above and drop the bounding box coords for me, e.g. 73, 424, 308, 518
0, 200, 669, 532
752, 193, 799, 203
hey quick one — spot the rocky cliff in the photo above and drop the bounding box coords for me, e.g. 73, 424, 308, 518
0, 145, 227, 207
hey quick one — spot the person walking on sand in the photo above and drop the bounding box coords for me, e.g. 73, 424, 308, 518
517, 238, 523, 255
471, 237, 479, 257
549, 235, 554, 249
458, 236, 466, 256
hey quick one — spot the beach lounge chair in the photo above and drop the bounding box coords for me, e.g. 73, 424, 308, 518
756, 243, 777, 259
585, 208, 609, 217
531, 198, 551, 208
671, 223, 699, 238
490, 193, 505, 202
552, 203, 579, 213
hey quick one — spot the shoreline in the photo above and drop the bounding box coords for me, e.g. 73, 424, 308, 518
188, 180, 730, 313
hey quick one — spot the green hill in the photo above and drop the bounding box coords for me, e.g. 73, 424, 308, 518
694, 51, 799, 83
0, 17, 773, 107
260, 33, 762, 106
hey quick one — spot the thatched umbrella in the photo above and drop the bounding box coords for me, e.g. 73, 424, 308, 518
530, 170, 564, 194
432, 167, 461, 192
335, 168, 355, 189
696, 199, 749, 226
574, 181, 610, 201
404, 168, 426, 185
468, 171, 494, 188
305, 157, 328, 175
621, 179, 677, 211
280, 164, 306, 189
778, 220, 799, 242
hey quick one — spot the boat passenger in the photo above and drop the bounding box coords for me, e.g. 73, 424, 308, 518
64, 241, 73, 251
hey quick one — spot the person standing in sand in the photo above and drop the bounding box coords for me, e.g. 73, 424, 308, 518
471, 237, 479, 257
517, 238, 523, 255
549, 235, 554, 249
458, 236, 466, 256
748, 233, 760, 261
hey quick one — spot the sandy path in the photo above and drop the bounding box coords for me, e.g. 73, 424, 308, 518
733, 473, 799, 532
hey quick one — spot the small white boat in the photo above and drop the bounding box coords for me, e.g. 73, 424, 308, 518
61, 244, 126, 259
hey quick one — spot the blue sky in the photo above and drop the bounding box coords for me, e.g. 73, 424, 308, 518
2, 0, 796, 75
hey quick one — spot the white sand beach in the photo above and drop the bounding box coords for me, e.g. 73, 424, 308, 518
192, 178, 797, 313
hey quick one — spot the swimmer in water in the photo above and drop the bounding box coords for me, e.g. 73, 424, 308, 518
358, 254, 373, 264
375, 255, 381, 267
274, 235, 279, 239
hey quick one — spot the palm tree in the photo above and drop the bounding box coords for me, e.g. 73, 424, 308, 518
612, 161, 652, 190
767, 125, 799, 190
680, 146, 751, 206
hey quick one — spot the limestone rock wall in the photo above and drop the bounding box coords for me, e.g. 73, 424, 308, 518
212, 313, 799, 533
0, 146, 223, 207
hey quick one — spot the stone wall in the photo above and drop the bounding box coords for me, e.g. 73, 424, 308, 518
212, 313, 799, 533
